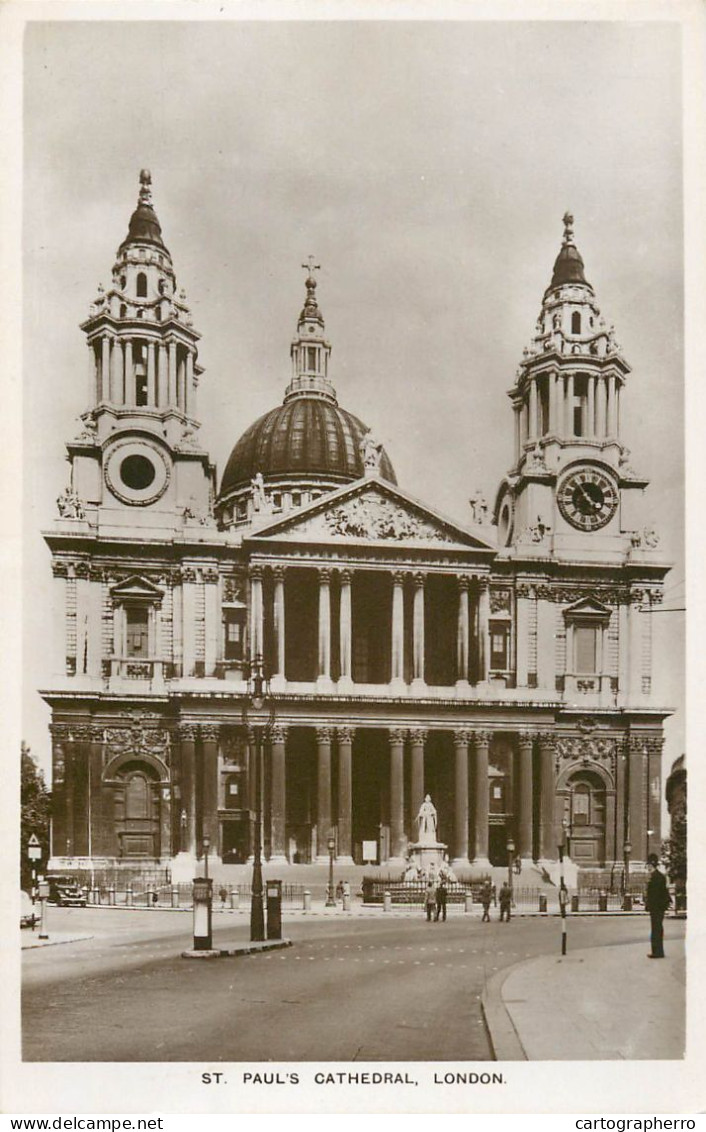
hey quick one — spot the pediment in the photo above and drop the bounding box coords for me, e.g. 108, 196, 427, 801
248, 479, 495, 551
109, 574, 165, 600
564, 595, 612, 619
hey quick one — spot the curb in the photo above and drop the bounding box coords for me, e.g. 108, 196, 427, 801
22, 933, 95, 950
182, 939, 293, 959
480, 963, 529, 1062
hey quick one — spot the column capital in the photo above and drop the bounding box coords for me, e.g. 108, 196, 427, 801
457, 575, 471, 593
315, 726, 334, 745
200, 724, 220, 743
249, 563, 264, 582
318, 567, 332, 584
453, 728, 472, 747
392, 569, 406, 586
517, 731, 536, 753
409, 727, 428, 745
337, 726, 355, 744
339, 567, 353, 585
272, 564, 287, 582
472, 729, 492, 748
270, 724, 289, 744
537, 730, 557, 751
413, 570, 426, 588
388, 727, 406, 746
89, 725, 105, 743
177, 723, 199, 743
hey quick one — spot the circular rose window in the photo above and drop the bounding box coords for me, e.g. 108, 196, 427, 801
120, 453, 156, 490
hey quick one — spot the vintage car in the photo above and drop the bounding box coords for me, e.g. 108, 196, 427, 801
46, 874, 87, 907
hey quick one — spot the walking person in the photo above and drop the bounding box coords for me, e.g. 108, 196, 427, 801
219, 886, 228, 909
424, 879, 436, 921
498, 881, 512, 922
481, 882, 492, 923
435, 876, 448, 922
646, 853, 671, 958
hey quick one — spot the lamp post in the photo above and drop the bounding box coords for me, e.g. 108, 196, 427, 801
242, 653, 275, 943
202, 835, 210, 881
558, 821, 569, 955
326, 836, 336, 907
623, 839, 632, 910
506, 836, 515, 899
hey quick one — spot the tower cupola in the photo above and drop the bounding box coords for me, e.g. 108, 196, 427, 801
284, 258, 336, 403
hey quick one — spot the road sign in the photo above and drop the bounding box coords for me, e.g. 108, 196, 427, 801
27, 834, 42, 860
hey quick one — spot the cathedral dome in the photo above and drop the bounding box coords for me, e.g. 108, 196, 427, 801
220, 397, 396, 496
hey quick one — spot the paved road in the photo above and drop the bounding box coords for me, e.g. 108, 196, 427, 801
22, 908, 678, 1062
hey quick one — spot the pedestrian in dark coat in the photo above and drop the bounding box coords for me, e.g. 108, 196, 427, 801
645, 853, 671, 958
435, 878, 448, 922
481, 883, 492, 923
498, 881, 512, 922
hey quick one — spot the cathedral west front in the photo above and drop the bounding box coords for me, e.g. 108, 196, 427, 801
43, 172, 672, 877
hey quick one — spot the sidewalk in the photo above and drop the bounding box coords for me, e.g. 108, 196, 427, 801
483, 936, 685, 1060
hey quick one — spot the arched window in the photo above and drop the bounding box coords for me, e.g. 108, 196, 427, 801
136, 272, 148, 298
125, 773, 149, 819
571, 311, 581, 334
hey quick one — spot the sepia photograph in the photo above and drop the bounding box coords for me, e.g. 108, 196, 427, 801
3, 0, 703, 1117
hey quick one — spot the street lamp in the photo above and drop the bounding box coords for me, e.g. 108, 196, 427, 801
326, 836, 336, 907
623, 839, 632, 909
506, 837, 515, 898
202, 835, 210, 881
242, 653, 275, 943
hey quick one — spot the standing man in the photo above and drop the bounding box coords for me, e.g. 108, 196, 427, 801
645, 853, 671, 958
498, 881, 512, 922
435, 876, 448, 922
480, 882, 492, 923
424, 879, 436, 922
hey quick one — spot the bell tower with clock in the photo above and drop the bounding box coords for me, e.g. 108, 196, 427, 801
494, 213, 651, 561
66, 169, 215, 534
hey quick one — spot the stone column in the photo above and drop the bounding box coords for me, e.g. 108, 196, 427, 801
178, 724, 198, 856
315, 726, 333, 861
477, 580, 490, 683
628, 735, 646, 867
412, 572, 425, 688
272, 566, 286, 688
628, 590, 644, 699
338, 569, 353, 690
336, 727, 354, 863
50, 726, 68, 858
100, 337, 110, 403
596, 376, 607, 438
587, 375, 596, 437
181, 568, 196, 678
456, 577, 470, 690
147, 342, 156, 406
391, 571, 405, 689
528, 378, 538, 440
452, 730, 471, 867
517, 733, 534, 860
124, 339, 134, 406
203, 570, 219, 676
269, 724, 288, 864
185, 349, 194, 416
88, 727, 106, 857
200, 725, 221, 861
317, 568, 332, 689
646, 735, 663, 859
472, 731, 490, 867
409, 728, 427, 841
250, 564, 264, 661
158, 343, 168, 407
110, 339, 122, 403
389, 728, 406, 863
550, 372, 559, 434
607, 377, 617, 437
168, 340, 177, 407
515, 584, 530, 688
565, 372, 575, 436
513, 404, 521, 461
538, 732, 556, 862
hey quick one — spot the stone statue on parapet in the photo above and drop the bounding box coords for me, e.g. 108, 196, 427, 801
251, 471, 268, 513
360, 430, 383, 477
469, 491, 489, 526
416, 794, 438, 845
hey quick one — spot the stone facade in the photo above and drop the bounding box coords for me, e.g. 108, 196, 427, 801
42, 183, 672, 874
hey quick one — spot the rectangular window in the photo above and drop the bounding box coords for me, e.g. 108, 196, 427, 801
126, 607, 149, 657
574, 625, 598, 673
489, 622, 509, 670
225, 614, 245, 661
307, 346, 317, 371
136, 372, 148, 406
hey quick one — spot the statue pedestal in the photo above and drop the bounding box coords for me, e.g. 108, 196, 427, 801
407, 841, 447, 877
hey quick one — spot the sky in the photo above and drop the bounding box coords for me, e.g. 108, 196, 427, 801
21, 17, 684, 783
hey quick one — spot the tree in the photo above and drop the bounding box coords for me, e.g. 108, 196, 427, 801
662, 810, 687, 911
21, 742, 51, 891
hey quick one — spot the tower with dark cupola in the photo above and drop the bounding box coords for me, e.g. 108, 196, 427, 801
494, 212, 650, 560
69, 169, 214, 531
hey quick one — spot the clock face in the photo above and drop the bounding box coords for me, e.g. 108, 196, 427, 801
557, 466, 618, 531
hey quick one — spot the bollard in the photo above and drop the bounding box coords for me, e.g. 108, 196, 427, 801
342, 892, 351, 912
126, 884, 133, 906
266, 880, 283, 940
464, 893, 474, 914
570, 894, 579, 913
303, 889, 311, 913
598, 892, 608, 912
539, 893, 548, 914
91, 886, 100, 906
171, 886, 179, 909
622, 894, 633, 912
383, 890, 392, 913
108, 885, 116, 906
230, 887, 239, 910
